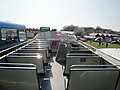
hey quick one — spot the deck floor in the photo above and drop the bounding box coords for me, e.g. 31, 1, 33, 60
43, 53, 65, 90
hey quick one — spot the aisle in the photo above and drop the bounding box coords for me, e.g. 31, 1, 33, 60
50, 57, 65, 90
43, 54, 65, 90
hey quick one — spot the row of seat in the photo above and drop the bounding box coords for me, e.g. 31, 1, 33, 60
56, 41, 120, 90
0, 39, 50, 90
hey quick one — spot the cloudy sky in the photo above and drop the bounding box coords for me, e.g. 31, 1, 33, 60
0, 0, 120, 31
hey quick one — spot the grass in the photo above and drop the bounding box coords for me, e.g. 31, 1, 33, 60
86, 41, 120, 48
79, 41, 120, 51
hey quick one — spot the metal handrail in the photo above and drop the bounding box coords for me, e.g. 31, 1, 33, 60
0, 40, 33, 59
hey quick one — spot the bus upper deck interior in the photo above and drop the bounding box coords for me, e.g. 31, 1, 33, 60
0, 25, 120, 90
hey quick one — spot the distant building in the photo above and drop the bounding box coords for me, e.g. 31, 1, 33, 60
26, 28, 39, 38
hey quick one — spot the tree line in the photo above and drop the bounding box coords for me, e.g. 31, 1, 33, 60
61, 25, 120, 36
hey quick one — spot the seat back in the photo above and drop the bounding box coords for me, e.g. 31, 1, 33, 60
56, 43, 67, 62
67, 65, 120, 90
67, 52, 98, 56
27, 44, 48, 48
9, 53, 40, 56
116, 75, 120, 90
0, 63, 39, 90
7, 56, 44, 74
70, 47, 88, 51
23, 47, 49, 58
16, 49, 48, 64
64, 55, 101, 75
69, 50, 93, 53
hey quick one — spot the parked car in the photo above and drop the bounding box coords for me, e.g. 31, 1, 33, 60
111, 40, 120, 44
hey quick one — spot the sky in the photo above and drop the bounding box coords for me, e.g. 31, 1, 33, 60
0, 0, 120, 31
